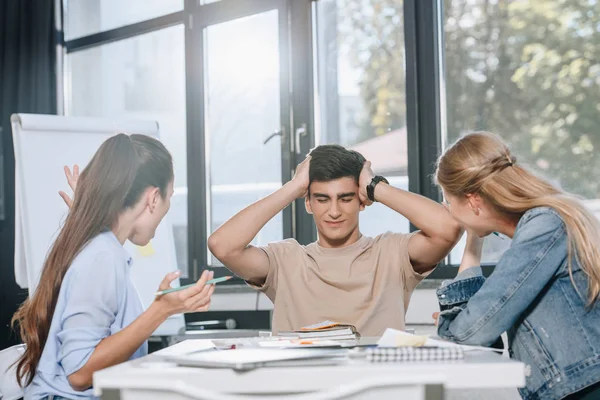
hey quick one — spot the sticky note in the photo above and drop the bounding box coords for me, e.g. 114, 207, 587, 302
137, 241, 155, 257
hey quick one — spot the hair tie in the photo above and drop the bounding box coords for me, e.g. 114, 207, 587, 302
506, 154, 514, 166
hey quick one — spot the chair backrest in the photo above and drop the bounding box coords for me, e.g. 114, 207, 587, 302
0, 344, 26, 400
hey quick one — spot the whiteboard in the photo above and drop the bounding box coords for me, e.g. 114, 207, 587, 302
11, 113, 185, 336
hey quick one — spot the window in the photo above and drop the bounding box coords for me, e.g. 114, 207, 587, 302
443, 0, 600, 264
64, 0, 183, 40
314, 0, 410, 237
63, 0, 299, 282
204, 11, 285, 265
66, 25, 189, 276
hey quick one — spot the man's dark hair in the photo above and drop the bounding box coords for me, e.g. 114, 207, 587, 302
309, 144, 366, 187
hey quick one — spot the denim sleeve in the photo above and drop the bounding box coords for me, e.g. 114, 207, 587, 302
438, 267, 485, 311
436, 211, 566, 346
57, 251, 120, 376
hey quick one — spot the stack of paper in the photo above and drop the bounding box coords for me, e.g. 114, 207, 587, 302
278, 320, 360, 341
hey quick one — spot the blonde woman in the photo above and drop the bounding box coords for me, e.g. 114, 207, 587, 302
434, 132, 600, 400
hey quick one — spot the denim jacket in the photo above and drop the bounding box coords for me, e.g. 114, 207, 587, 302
436, 207, 600, 400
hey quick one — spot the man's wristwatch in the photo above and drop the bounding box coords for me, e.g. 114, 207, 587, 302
367, 175, 389, 202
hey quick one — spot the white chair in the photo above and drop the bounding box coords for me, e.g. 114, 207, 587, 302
0, 344, 26, 400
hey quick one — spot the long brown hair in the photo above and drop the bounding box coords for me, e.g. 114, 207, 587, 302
436, 131, 600, 305
11, 133, 173, 386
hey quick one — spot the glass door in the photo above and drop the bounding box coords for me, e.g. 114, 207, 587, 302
188, 0, 293, 277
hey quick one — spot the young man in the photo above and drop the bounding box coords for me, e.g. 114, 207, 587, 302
208, 145, 462, 336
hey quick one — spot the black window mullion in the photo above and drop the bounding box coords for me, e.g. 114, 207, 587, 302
290, 0, 317, 246
65, 11, 186, 53
404, 0, 443, 207
193, 0, 283, 27
405, 0, 460, 279
183, 0, 207, 283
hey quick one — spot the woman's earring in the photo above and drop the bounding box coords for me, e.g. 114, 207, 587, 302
473, 207, 480, 216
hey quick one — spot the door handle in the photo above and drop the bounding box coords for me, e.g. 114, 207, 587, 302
295, 123, 307, 154
263, 126, 286, 145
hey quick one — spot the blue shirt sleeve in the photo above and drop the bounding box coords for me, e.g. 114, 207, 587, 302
57, 250, 122, 376
436, 210, 567, 346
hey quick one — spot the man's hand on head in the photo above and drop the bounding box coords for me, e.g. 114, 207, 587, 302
358, 161, 375, 206
292, 155, 311, 198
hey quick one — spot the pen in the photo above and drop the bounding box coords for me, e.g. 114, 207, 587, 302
154, 276, 233, 296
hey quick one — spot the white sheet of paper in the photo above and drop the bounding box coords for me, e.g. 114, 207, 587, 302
377, 328, 498, 352
155, 339, 216, 356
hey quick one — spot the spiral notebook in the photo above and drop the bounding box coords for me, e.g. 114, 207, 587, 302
366, 346, 464, 362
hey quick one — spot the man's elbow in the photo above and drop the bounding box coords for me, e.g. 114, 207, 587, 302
208, 234, 242, 268
68, 370, 92, 392
438, 218, 463, 245
208, 234, 227, 260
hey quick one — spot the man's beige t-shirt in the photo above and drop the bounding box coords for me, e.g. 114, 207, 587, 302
248, 231, 431, 337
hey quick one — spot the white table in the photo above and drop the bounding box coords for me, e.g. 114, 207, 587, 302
93, 345, 525, 400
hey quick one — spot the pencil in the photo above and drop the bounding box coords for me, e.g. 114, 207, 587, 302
154, 276, 233, 296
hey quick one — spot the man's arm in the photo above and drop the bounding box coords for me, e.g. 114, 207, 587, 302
208, 157, 310, 284
375, 184, 462, 272
359, 162, 462, 273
